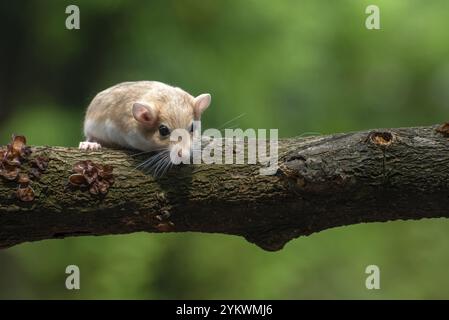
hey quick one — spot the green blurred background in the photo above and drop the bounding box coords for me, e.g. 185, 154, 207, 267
1, 0, 449, 299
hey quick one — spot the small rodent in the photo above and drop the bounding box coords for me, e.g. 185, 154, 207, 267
79, 81, 211, 174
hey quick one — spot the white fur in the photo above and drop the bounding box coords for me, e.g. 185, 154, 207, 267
83, 119, 155, 151
79, 141, 101, 150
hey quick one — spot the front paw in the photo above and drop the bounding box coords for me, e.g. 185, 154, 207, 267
79, 141, 102, 151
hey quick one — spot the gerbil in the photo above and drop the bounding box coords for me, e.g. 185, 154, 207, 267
79, 81, 211, 174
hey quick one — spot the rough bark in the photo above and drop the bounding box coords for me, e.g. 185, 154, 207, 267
1, 124, 449, 251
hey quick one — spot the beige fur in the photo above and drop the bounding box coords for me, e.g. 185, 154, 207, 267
81, 81, 211, 152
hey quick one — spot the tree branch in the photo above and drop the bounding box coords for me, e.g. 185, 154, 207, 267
1, 124, 449, 251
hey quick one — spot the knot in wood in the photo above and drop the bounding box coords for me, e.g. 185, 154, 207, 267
367, 131, 394, 148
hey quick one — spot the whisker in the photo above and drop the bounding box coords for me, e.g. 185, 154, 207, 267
144, 151, 167, 175
143, 152, 167, 167
135, 155, 160, 171
133, 151, 167, 171
219, 124, 240, 132
129, 148, 168, 157
162, 160, 173, 177
144, 152, 170, 170
218, 113, 246, 129
153, 154, 170, 177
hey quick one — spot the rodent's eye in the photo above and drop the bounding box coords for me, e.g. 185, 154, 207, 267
158, 125, 171, 137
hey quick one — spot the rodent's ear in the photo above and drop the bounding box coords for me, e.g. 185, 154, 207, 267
132, 102, 158, 127
193, 93, 211, 119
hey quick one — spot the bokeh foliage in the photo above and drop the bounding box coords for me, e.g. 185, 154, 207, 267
1, 0, 449, 299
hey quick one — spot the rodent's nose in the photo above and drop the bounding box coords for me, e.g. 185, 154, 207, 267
178, 149, 191, 158
176, 149, 192, 164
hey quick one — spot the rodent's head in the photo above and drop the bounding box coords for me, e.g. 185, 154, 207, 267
131, 86, 211, 160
